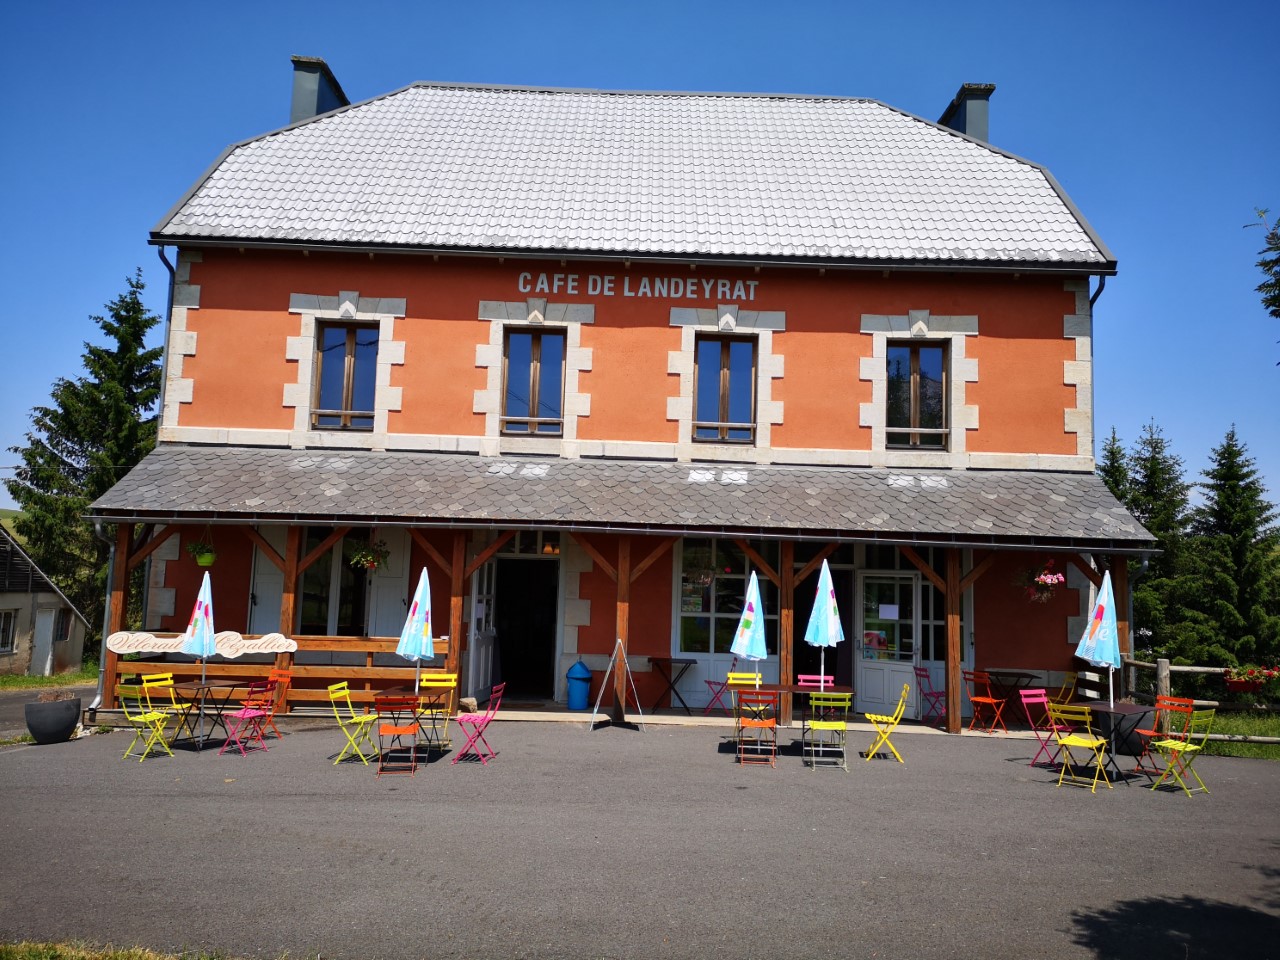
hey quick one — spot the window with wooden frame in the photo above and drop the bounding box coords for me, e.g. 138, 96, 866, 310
53, 608, 71, 643
502, 328, 565, 435
312, 322, 378, 430
693, 335, 756, 443
886, 342, 948, 449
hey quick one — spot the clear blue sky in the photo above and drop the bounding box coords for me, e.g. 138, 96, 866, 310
2, 1, 1276, 510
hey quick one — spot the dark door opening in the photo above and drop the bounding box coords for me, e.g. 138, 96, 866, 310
494, 557, 559, 699
792, 566, 855, 688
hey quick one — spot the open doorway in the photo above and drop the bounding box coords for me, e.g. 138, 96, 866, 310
494, 557, 559, 699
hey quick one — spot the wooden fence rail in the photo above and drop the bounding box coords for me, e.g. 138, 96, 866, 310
1121, 657, 1280, 744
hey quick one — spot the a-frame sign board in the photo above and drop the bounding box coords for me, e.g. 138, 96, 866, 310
587, 638, 646, 730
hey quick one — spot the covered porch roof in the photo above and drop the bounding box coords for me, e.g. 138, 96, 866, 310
89, 444, 1153, 554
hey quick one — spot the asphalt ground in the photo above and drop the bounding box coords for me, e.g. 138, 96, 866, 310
1, 712, 1277, 960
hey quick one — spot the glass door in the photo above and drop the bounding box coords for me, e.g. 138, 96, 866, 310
855, 572, 919, 717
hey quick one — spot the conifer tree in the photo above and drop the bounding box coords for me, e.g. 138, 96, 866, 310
1097, 427, 1130, 504
4, 271, 162, 657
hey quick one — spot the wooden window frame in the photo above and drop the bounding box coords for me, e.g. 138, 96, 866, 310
312, 321, 378, 431
693, 334, 757, 444
885, 341, 949, 450
501, 328, 566, 436
0, 609, 15, 654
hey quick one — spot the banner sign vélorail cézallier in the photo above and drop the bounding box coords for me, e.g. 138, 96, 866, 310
106, 631, 297, 659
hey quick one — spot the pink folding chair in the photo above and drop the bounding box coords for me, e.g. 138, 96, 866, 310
452, 682, 505, 765
1019, 688, 1061, 767
913, 666, 946, 726
219, 680, 274, 757
796, 674, 834, 688
703, 657, 738, 716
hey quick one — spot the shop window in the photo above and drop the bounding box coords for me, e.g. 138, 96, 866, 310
313, 322, 378, 430
503, 531, 561, 556
53, 608, 71, 643
693, 335, 756, 443
298, 527, 372, 635
502, 329, 565, 435
0, 610, 15, 654
886, 343, 948, 449
678, 538, 777, 655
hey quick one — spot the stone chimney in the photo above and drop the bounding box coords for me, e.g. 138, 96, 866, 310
290, 56, 350, 124
937, 83, 996, 142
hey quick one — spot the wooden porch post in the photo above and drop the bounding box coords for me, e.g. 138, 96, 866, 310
945, 548, 962, 734
1111, 555, 1131, 697
613, 536, 632, 722
276, 527, 301, 687
449, 532, 466, 680
778, 540, 795, 722
102, 524, 132, 705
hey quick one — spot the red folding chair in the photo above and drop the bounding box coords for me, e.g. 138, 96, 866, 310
219, 680, 274, 757
452, 682, 505, 765
913, 666, 946, 726
1133, 695, 1194, 776
963, 669, 1007, 734
702, 657, 738, 716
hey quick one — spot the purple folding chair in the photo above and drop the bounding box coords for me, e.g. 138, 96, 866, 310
703, 657, 738, 716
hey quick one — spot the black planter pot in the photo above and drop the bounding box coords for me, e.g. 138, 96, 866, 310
24, 697, 82, 744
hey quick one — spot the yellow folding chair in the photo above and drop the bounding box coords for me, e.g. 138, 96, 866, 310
416, 671, 458, 751
864, 683, 910, 762
1150, 709, 1215, 796
141, 672, 191, 747
328, 681, 378, 765
119, 686, 173, 761
1048, 703, 1111, 793
803, 691, 852, 771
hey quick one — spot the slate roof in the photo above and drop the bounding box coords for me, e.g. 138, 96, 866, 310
153, 83, 1114, 271
89, 446, 1151, 551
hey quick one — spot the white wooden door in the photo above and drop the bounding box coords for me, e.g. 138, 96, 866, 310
248, 526, 287, 635
31, 608, 55, 676
368, 528, 410, 637
855, 572, 920, 717
467, 559, 498, 699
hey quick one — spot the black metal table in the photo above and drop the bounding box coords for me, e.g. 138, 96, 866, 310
649, 657, 697, 714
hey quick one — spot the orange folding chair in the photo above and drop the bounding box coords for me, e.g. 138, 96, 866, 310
257, 667, 293, 739
964, 669, 1007, 734
702, 656, 738, 716
452, 682, 505, 765
374, 695, 420, 776
1133, 695, 1194, 776
735, 689, 779, 767
913, 665, 946, 726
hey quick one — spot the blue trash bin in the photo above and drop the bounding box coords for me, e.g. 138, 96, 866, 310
566, 659, 592, 711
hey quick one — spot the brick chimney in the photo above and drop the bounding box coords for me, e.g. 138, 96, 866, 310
290, 56, 350, 124
937, 83, 996, 143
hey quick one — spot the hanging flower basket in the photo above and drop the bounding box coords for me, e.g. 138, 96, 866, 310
1013, 559, 1065, 604
1223, 666, 1277, 694
186, 540, 217, 567
348, 540, 390, 571
1225, 678, 1265, 694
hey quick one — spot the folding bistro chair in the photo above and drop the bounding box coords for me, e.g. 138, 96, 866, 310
375, 695, 420, 776
963, 669, 1007, 734
1048, 671, 1077, 706
219, 680, 274, 757
258, 667, 293, 739
328, 681, 378, 765
803, 691, 852, 771
864, 683, 910, 762
1150, 709, 1215, 796
1133, 695, 1194, 776
141, 672, 191, 742
119, 685, 173, 761
416, 672, 458, 752
702, 657, 738, 717
1048, 703, 1111, 793
452, 682, 505, 765
913, 666, 946, 726
735, 689, 779, 767
797, 674, 834, 734
1019, 688, 1061, 767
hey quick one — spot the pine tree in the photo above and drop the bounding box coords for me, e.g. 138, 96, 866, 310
1252, 209, 1280, 322
1185, 427, 1280, 666
1097, 427, 1130, 504
4, 271, 162, 657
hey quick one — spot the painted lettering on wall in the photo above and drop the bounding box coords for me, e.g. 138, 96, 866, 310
517, 272, 760, 301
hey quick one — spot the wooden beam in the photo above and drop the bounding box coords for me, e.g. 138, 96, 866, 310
103, 524, 132, 707
959, 551, 997, 594
899, 545, 946, 593
734, 538, 780, 586
448, 532, 466, 679
299, 526, 350, 575
409, 528, 452, 576
778, 540, 795, 723
945, 548, 962, 734
242, 526, 285, 572
1066, 553, 1103, 588
464, 531, 514, 581
278, 527, 301, 675
571, 533, 617, 583
1112, 555, 1131, 665
613, 536, 631, 722
125, 525, 180, 570
630, 536, 677, 583
795, 543, 838, 586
